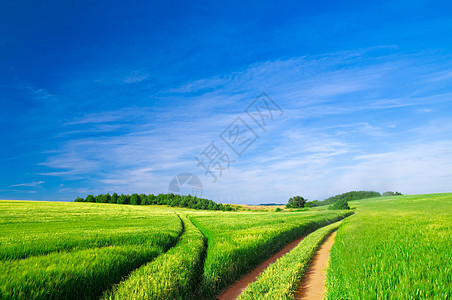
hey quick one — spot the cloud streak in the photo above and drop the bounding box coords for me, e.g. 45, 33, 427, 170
9, 181, 44, 187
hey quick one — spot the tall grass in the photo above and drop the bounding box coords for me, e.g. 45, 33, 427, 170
0, 201, 182, 299
0, 201, 181, 260
239, 220, 343, 299
104, 214, 206, 299
326, 193, 452, 299
190, 210, 353, 298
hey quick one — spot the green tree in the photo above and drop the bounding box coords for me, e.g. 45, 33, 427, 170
86, 195, 95, 203
207, 201, 217, 210
286, 196, 307, 208
104, 193, 111, 203
130, 193, 140, 205
95, 194, 104, 203
117, 194, 129, 205
139, 194, 147, 205
147, 194, 156, 205
74, 197, 84, 202
305, 200, 321, 207
110, 193, 118, 204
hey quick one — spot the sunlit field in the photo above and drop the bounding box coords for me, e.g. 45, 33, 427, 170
327, 193, 452, 299
1, 194, 450, 299
0, 200, 349, 299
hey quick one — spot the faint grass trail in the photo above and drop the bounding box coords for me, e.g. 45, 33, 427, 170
104, 213, 207, 299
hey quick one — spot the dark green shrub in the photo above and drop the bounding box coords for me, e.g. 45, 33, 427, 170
74, 197, 84, 202
329, 198, 350, 210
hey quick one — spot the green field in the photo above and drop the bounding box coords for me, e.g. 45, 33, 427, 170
239, 220, 343, 299
0, 201, 182, 299
189, 209, 351, 297
327, 193, 452, 299
0, 193, 450, 299
0, 200, 350, 299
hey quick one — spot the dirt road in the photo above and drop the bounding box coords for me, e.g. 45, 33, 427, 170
218, 236, 306, 300
295, 231, 337, 300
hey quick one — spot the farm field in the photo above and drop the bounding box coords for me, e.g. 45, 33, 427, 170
327, 193, 452, 299
188, 209, 352, 297
0, 200, 350, 299
0, 201, 183, 299
238, 220, 343, 299
1, 193, 450, 299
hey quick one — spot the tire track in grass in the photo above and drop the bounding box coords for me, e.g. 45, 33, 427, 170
238, 221, 345, 300
218, 235, 306, 300
0, 212, 184, 300
194, 212, 353, 299
104, 213, 206, 299
295, 231, 337, 299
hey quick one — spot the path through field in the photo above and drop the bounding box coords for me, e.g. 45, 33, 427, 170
218, 236, 306, 300
295, 231, 337, 300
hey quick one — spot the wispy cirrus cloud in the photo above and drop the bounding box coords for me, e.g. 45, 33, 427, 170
38, 49, 452, 202
9, 181, 44, 187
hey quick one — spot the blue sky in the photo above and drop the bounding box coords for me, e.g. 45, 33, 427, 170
1, 0, 452, 203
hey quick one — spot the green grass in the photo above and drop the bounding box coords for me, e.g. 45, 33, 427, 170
239, 220, 343, 299
0, 201, 182, 299
0, 201, 181, 260
104, 214, 206, 299
1, 201, 353, 299
326, 193, 452, 299
189, 209, 353, 298
10, 196, 447, 299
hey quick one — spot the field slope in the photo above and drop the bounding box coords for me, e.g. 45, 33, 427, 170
327, 193, 452, 299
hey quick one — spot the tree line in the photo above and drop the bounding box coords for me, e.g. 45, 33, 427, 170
287, 190, 403, 209
74, 193, 236, 211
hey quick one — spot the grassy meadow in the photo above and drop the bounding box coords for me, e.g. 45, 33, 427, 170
239, 220, 343, 299
189, 209, 352, 297
326, 193, 452, 299
0, 193, 450, 299
0, 201, 182, 299
0, 200, 349, 299
104, 214, 206, 299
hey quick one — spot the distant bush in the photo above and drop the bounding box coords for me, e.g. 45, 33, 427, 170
305, 200, 322, 207
382, 191, 403, 196
275, 207, 282, 212
324, 191, 381, 205
74, 193, 236, 211
329, 198, 350, 210
309, 191, 381, 207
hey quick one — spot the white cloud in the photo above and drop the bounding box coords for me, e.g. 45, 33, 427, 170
40, 49, 452, 202
123, 72, 150, 83
335, 141, 452, 195
9, 181, 44, 187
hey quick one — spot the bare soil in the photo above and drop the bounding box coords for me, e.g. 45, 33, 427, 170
295, 231, 337, 300
217, 236, 306, 300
